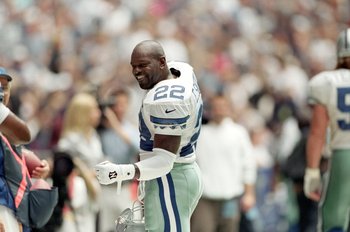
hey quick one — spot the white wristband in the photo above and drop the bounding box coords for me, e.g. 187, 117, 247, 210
305, 168, 320, 177
304, 167, 321, 197
0, 104, 10, 124
117, 164, 136, 181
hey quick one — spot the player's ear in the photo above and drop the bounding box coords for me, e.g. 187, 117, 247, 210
159, 56, 166, 69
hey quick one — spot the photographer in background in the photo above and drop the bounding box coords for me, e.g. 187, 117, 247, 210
97, 89, 139, 232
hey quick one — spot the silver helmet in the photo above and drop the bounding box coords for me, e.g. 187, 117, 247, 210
337, 28, 350, 58
115, 202, 145, 232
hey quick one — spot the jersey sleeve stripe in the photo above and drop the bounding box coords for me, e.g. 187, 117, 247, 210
150, 115, 190, 125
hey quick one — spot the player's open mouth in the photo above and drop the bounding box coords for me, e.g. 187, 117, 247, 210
136, 75, 145, 82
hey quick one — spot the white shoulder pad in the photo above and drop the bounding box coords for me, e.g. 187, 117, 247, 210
308, 72, 331, 106
167, 61, 194, 72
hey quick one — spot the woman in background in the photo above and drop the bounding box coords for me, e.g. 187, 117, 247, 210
57, 92, 103, 232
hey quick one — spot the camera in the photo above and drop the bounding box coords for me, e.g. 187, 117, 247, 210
98, 98, 115, 109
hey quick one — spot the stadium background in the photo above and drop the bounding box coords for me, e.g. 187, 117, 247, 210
0, 0, 349, 231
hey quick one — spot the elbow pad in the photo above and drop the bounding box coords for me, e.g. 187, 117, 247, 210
136, 148, 176, 181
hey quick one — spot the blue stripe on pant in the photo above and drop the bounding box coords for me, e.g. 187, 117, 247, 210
157, 174, 182, 232
144, 162, 202, 232
157, 177, 171, 231
167, 174, 182, 232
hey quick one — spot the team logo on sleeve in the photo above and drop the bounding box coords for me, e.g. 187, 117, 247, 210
109, 171, 118, 180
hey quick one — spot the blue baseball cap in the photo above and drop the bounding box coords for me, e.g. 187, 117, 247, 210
0, 67, 12, 82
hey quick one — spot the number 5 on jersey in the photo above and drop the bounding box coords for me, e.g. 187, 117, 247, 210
337, 87, 350, 130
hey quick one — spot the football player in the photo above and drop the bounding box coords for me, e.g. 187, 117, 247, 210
304, 28, 350, 231
95, 40, 203, 232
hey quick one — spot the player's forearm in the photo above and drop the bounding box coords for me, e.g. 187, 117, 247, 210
134, 148, 176, 180
306, 133, 325, 168
125, 148, 176, 180
95, 148, 176, 184
306, 104, 328, 169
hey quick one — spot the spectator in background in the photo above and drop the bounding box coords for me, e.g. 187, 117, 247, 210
32, 151, 75, 232
248, 122, 275, 231
58, 92, 104, 168
57, 92, 102, 232
0, 68, 31, 144
281, 116, 318, 232
33, 149, 101, 232
98, 89, 139, 168
0, 1, 348, 231
191, 94, 257, 232
0, 67, 54, 232
97, 89, 139, 232
0, 67, 49, 232
28, 90, 68, 151
304, 28, 350, 231
0, 67, 31, 232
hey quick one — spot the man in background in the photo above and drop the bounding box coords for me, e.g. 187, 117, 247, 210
191, 94, 257, 232
0, 67, 49, 232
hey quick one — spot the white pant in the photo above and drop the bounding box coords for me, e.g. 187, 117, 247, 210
0, 205, 22, 232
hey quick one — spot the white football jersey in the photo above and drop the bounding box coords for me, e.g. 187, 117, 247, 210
308, 69, 350, 149
138, 61, 203, 163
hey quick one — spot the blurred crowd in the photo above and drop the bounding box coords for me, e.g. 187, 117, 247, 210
0, 0, 349, 231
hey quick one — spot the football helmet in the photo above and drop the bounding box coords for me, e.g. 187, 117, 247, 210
337, 28, 350, 58
115, 201, 145, 232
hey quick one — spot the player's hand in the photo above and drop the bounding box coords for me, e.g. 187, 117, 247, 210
95, 161, 137, 185
31, 159, 50, 179
94, 161, 120, 185
304, 167, 321, 201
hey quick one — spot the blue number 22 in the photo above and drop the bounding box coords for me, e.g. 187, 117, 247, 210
154, 85, 185, 101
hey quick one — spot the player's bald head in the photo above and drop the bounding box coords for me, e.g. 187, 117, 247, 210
131, 40, 165, 60
130, 40, 169, 90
